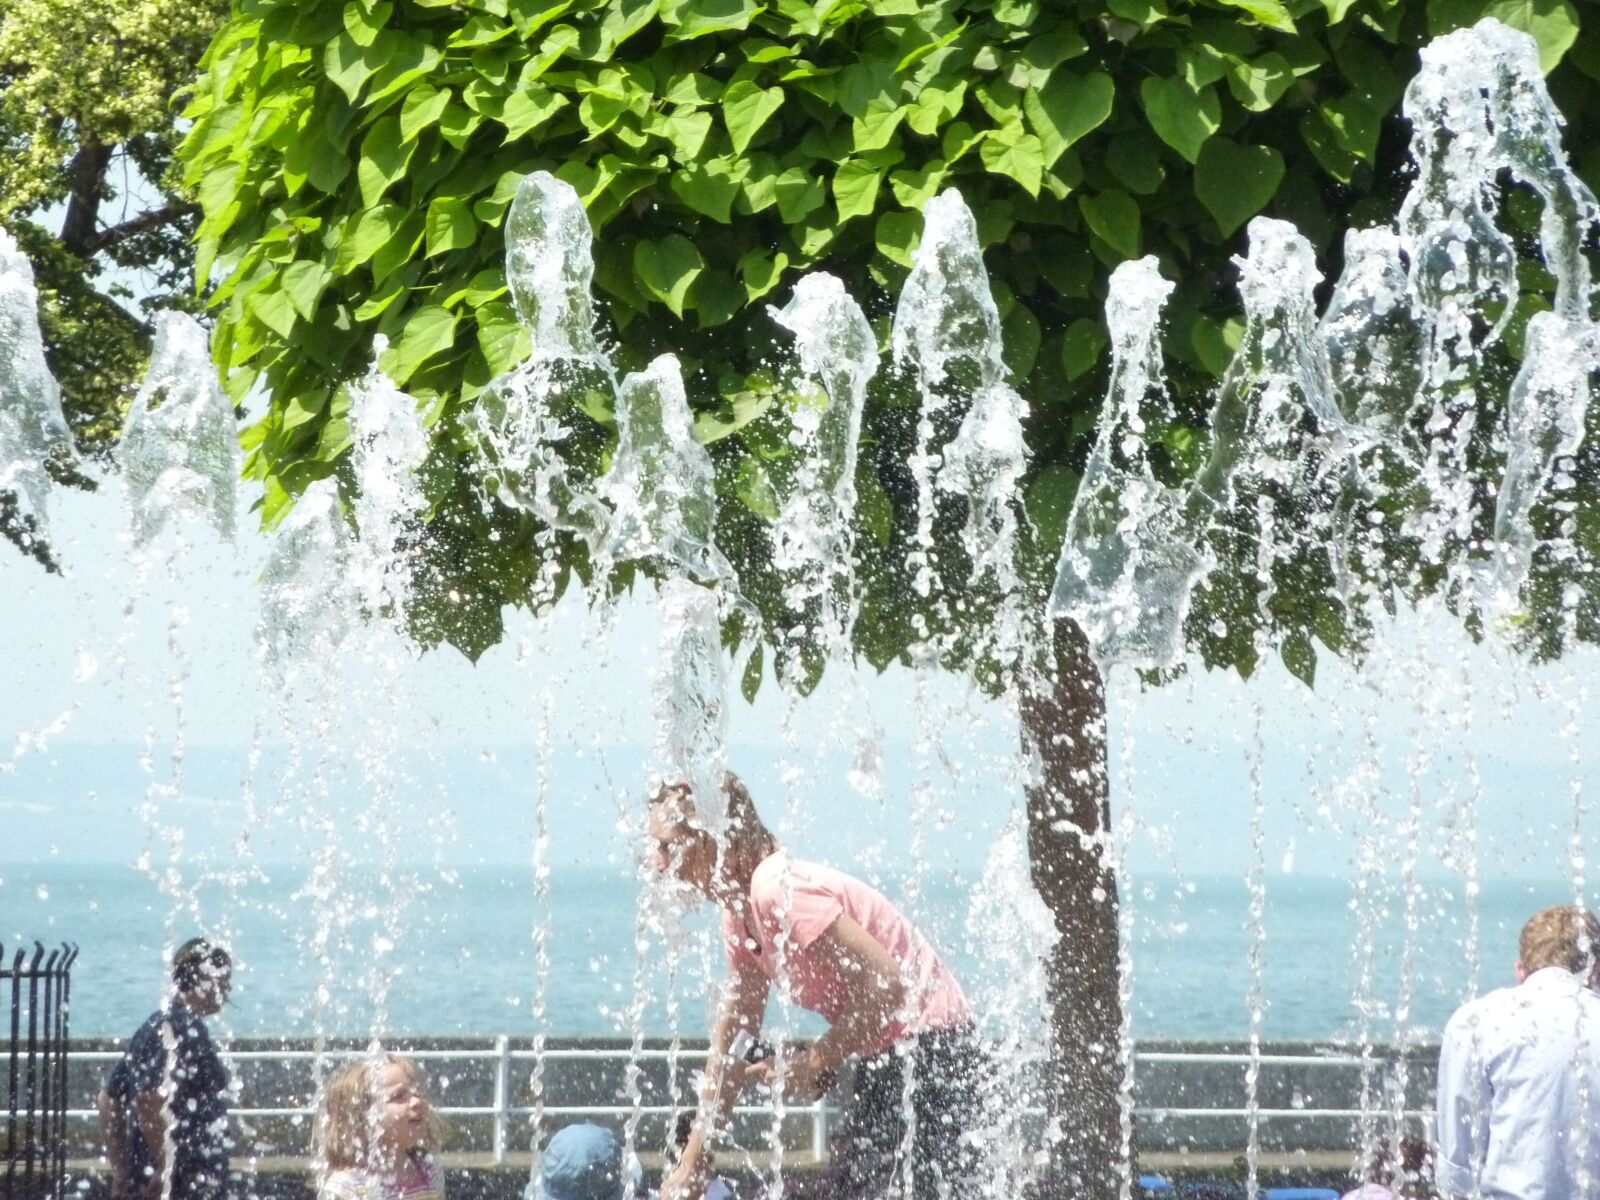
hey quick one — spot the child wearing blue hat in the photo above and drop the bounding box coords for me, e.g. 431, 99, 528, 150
529, 1124, 642, 1200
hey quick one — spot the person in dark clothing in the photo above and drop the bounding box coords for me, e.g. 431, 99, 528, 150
98, 939, 234, 1200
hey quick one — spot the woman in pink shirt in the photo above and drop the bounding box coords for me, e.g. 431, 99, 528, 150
649, 773, 985, 1200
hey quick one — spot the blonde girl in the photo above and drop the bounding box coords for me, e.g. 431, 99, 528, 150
315, 1054, 445, 1200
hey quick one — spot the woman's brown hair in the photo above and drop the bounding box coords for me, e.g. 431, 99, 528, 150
650, 771, 775, 877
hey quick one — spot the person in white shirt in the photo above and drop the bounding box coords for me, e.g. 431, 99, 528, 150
1435, 904, 1600, 1199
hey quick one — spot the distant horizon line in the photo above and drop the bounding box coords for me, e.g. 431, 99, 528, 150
1, 859, 1567, 889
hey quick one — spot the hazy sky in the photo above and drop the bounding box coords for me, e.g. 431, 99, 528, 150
4, 469, 1594, 894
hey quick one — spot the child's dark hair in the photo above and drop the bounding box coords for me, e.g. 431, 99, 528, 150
172, 939, 231, 992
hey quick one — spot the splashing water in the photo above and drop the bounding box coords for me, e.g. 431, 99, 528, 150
118, 312, 240, 547
258, 478, 356, 675
1048, 258, 1202, 670
769, 273, 876, 662
893, 190, 1002, 605
468, 172, 610, 551
0, 229, 73, 539
653, 577, 730, 831
347, 341, 430, 616
597, 356, 728, 588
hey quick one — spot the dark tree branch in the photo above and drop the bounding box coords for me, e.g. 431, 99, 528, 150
86, 201, 200, 257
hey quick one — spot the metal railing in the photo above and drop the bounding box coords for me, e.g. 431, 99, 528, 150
62, 1040, 1436, 1167
5, 942, 78, 1200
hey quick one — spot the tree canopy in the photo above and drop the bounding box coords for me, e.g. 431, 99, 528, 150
175, 0, 1598, 679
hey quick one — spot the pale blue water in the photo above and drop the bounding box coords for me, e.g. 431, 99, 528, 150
0, 862, 1563, 1042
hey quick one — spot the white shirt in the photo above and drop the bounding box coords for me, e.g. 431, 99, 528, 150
1435, 967, 1600, 1198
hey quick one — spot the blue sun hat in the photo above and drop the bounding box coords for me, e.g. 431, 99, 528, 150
533, 1123, 641, 1200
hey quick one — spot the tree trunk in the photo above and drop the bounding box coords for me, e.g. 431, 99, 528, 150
1021, 618, 1121, 1200
59, 141, 114, 258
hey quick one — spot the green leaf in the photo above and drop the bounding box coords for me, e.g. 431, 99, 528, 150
439, 104, 486, 150
383, 305, 459, 384
343, 1, 392, 47
1106, 0, 1166, 26
284, 121, 350, 195
281, 260, 332, 321
833, 159, 884, 221
1281, 631, 1316, 686
334, 204, 404, 274
357, 115, 415, 208
993, 0, 1039, 26
1195, 138, 1285, 236
1139, 76, 1221, 163
722, 81, 785, 154
451, 14, 515, 47
1320, 94, 1382, 165
324, 33, 377, 103
282, 389, 328, 433
400, 85, 452, 142
247, 283, 297, 340
1061, 317, 1106, 379
426, 196, 478, 256
634, 235, 705, 316
500, 87, 568, 140
740, 641, 764, 703
1298, 109, 1360, 183
366, 37, 443, 107
1024, 71, 1114, 168
372, 212, 425, 283
1002, 303, 1041, 378
1191, 314, 1245, 376
663, 72, 723, 105
738, 248, 789, 302
851, 97, 906, 152
600, 0, 658, 48
980, 127, 1045, 197
660, 0, 765, 40
656, 107, 714, 161
1213, 0, 1296, 32
907, 81, 968, 137
1226, 52, 1295, 112
1105, 132, 1165, 194
670, 159, 745, 222
1025, 464, 1079, 552
734, 458, 780, 520
1426, 0, 1579, 72
889, 161, 949, 209
476, 299, 532, 375
1021, 29, 1089, 72
774, 168, 826, 223
1078, 189, 1141, 258
875, 210, 921, 267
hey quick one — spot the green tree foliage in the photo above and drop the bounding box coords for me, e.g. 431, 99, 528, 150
0, 0, 230, 455
178, 0, 1598, 672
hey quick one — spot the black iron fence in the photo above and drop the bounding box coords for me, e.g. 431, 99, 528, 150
3, 942, 77, 1200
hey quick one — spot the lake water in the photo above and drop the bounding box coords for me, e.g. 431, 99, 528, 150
0, 861, 1564, 1043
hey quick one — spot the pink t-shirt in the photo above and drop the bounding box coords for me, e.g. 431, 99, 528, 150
722, 851, 971, 1057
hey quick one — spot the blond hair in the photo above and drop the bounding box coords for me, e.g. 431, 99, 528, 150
314, 1053, 443, 1175
1520, 905, 1600, 974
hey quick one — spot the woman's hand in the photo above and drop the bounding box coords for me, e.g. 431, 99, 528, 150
743, 1048, 830, 1103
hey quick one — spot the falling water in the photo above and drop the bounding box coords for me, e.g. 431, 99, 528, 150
469, 172, 611, 549
0, 228, 73, 553
893, 189, 994, 608
7, 13, 1600, 1200
769, 272, 875, 663
118, 312, 240, 548
1048, 258, 1198, 669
